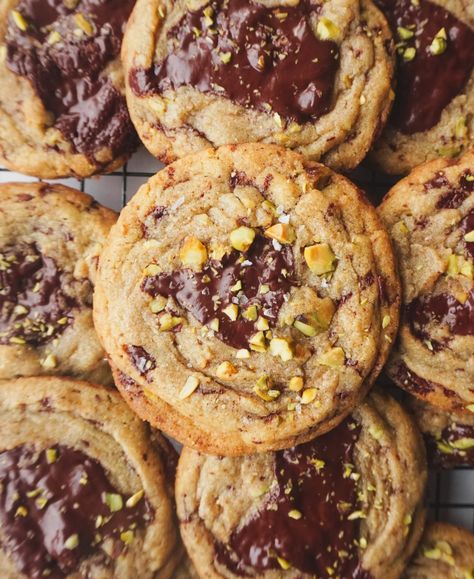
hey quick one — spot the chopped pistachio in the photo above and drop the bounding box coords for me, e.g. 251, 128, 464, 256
382, 315, 391, 329
120, 530, 134, 544
219, 51, 232, 64
288, 509, 302, 520
47, 30, 62, 45
179, 376, 200, 399
464, 230, 474, 243
455, 116, 468, 139
209, 318, 220, 332
423, 547, 441, 560
269, 337, 293, 361
264, 223, 295, 244
447, 254, 459, 276
26, 488, 42, 498
36, 497, 48, 509
259, 284, 270, 295
430, 35, 447, 55
242, 305, 258, 321
235, 348, 250, 359
277, 556, 291, 570
15, 505, 28, 517
256, 316, 270, 331
316, 17, 340, 41
143, 263, 160, 276
467, 404, 474, 413
74, 13, 93, 35
301, 388, 317, 404
150, 296, 167, 313
294, 319, 317, 337
318, 347, 345, 368
126, 490, 144, 508
230, 280, 242, 293
403, 47, 416, 61
230, 226, 256, 252
46, 449, 57, 464
249, 331, 267, 352
41, 353, 57, 369
261, 200, 276, 215
14, 305, 28, 315
223, 303, 239, 321
397, 26, 414, 40
179, 236, 208, 270
304, 243, 336, 275
11, 10, 28, 31
216, 361, 237, 379
64, 534, 79, 550
347, 510, 366, 521
10, 336, 26, 345
104, 492, 123, 512
289, 376, 304, 392
450, 437, 474, 450
159, 313, 183, 331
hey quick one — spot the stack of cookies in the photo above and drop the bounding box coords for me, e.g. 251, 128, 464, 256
0, 0, 472, 577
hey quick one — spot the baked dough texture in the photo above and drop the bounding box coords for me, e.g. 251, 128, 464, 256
0, 182, 116, 384
122, 0, 394, 170
379, 150, 474, 414
0, 376, 181, 578
95, 143, 400, 455
176, 390, 427, 578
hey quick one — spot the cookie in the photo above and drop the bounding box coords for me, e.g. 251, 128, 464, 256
176, 390, 427, 578
0, 376, 181, 578
0, 0, 138, 178
94, 143, 400, 455
122, 0, 394, 171
378, 151, 474, 414
0, 182, 116, 384
408, 396, 474, 468
372, 0, 474, 174
403, 522, 474, 578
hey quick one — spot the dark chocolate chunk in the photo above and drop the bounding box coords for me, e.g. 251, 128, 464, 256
123, 345, 156, 376
5, 0, 138, 159
460, 208, 474, 261
142, 235, 296, 350
375, 0, 474, 134
0, 244, 81, 346
0, 444, 152, 578
393, 362, 437, 396
215, 418, 370, 577
129, 0, 339, 125
407, 289, 474, 342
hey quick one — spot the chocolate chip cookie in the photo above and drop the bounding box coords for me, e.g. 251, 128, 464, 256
0, 0, 138, 178
372, 0, 474, 174
122, 0, 394, 171
0, 182, 116, 384
408, 396, 474, 468
0, 376, 181, 579
176, 390, 427, 578
94, 143, 400, 455
403, 522, 474, 578
379, 150, 474, 414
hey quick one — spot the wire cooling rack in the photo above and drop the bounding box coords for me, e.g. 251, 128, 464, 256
1, 146, 473, 533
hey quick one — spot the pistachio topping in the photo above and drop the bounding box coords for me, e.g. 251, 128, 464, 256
179, 376, 200, 399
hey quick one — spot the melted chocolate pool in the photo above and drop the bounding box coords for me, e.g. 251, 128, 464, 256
375, 0, 474, 134
216, 418, 370, 577
142, 235, 296, 350
5, 0, 138, 158
0, 444, 152, 578
0, 244, 80, 346
129, 0, 339, 125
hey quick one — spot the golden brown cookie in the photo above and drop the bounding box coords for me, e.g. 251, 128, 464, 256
408, 396, 474, 468
378, 151, 474, 414
0, 182, 116, 384
0, 0, 138, 178
0, 376, 181, 578
176, 390, 427, 578
122, 0, 394, 171
95, 143, 400, 455
403, 522, 474, 578
372, 0, 474, 174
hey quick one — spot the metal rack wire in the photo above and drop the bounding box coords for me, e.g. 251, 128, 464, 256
0, 151, 473, 532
